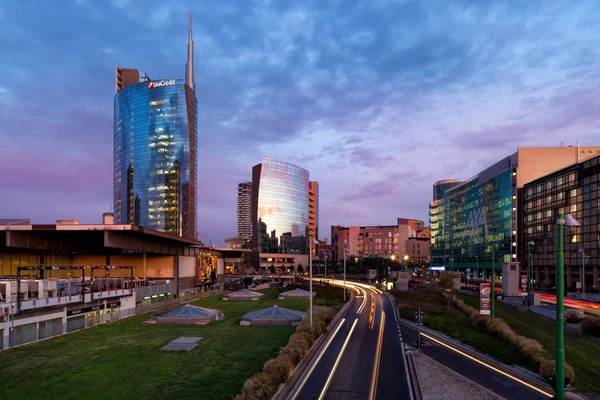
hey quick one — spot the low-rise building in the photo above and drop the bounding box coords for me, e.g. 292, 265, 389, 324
0, 223, 241, 350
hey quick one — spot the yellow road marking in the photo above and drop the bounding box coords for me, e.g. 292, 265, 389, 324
421, 332, 553, 398
369, 311, 385, 400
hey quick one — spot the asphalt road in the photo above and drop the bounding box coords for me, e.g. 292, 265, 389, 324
288, 282, 411, 400
287, 280, 556, 400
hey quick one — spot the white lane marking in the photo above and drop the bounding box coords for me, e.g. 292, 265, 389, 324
290, 318, 346, 400
318, 318, 359, 400
357, 287, 368, 314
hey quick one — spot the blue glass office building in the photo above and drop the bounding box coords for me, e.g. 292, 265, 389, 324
113, 78, 197, 238
251, 157, 310, 255
430, 147, 599, 278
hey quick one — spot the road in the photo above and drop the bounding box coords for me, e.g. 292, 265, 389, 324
536, 292, 600, 316
287, 281, 411, 400
287, 280, 557, 400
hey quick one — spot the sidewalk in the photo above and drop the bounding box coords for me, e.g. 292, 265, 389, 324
411, 351, 504, 400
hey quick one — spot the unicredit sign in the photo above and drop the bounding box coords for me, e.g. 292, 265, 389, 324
148, 80, 176, 89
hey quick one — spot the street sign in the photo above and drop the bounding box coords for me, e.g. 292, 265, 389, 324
480, 283, 491, 315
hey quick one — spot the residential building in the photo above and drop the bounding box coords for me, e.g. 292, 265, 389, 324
113, 17, 197, 239
520, 154, 600, 290
430, 146, 600, 277
330, 219, 426, 262
102, 213, 114, 225
316, 239, 332, 261
56, 220, 80, 225
237, 182, 252, 239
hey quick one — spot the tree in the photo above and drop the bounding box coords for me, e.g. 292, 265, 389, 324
269, 265, 276, 274
297, 264, 304, 274
438, 271, 458, 307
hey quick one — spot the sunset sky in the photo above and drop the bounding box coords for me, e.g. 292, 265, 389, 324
1, 0, 599, 245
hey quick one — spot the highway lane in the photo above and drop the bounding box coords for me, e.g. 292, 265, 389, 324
385, 291, 553, 400
288, 281, 413, 400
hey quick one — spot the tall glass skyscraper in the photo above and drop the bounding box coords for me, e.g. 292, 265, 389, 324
113, 17, 197, 239
251, 157, 310, 255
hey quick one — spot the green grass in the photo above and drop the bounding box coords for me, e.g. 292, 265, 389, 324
457, 293, 600, 393
395, 289, 530, 368
0, 285, 345, 400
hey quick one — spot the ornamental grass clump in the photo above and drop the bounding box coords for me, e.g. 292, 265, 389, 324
263, 354, 294, 384
234, 371, 280, 400
581, 317, 600, 337
539, 359, 575, 379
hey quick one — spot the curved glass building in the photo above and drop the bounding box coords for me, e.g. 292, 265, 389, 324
251, 157, 309, 254
113, 78, 197, 238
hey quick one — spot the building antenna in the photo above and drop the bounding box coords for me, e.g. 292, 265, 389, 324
185, 12, 195, 90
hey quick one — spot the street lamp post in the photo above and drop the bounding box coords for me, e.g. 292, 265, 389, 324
527, 241, 534, 311
555, 213, 580, 400
578, 248, 585, 300
10, 301, 15, 349
343, 240, 347, 302
309, 238, 318, 326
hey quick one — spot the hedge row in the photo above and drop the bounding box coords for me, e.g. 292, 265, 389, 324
234, 307, 336, 400
449, 293, 575, 379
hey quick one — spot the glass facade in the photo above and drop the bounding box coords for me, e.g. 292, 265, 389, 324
253, 157, 309, 254
522, 155, 600, 289
114, 79, 197, 239
430, 168, 517, 272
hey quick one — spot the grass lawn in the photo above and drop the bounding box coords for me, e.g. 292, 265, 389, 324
0, 285, 345, 400
457, 293, 600, 393
395, 289, 531, 368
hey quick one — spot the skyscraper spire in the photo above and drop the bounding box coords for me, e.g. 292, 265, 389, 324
185, 12, 195, 90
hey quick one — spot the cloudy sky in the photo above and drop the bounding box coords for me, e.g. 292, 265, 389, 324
1, 0, 599, 246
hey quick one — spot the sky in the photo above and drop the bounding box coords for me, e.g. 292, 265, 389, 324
1, 0, 600, 246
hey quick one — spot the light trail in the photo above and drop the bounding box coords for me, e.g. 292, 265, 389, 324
357, 287, 368, 314
421, 332, 553, 398
318, 318, 359, 400
368, 311, 385, 400
290, 318, 347, 400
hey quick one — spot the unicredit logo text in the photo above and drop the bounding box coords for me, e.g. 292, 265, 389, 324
147, 79, 176, 89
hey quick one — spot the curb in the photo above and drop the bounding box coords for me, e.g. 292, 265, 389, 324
272, 289, 355, 400
406, 351, 423, 400
398, 317, 589, 400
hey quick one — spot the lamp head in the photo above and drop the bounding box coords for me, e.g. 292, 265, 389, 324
564, 213, 580, 227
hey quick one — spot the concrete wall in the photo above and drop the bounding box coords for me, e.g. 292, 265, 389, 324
517, 146, 600, 188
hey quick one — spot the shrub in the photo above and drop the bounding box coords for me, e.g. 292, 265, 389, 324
472, 314, 489, 330
452, 297, 476, 317
296, 316, 327, 337
314, 307, 335, 324
279, 342, 305, 364
565, 310, 583, 324
485, 318, 546, 366
292, 331, 316, 347
264, 354, 294, 384
234, 371, 280, 400
581, 317, 600, 337
539, 359, 575, 379
515, 336, 545, 365
286, 333, 312, 356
